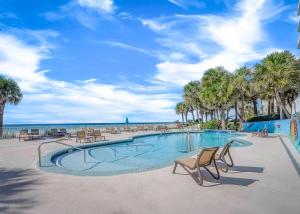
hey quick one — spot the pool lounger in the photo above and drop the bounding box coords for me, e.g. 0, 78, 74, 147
215, 141, 234, 172
173, 147, 220, 186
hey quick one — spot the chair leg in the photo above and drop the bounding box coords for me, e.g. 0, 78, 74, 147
196, 165, 203, 186
204, 159, 220, 180
226, 151, 234, 167
172, 162, 178, 174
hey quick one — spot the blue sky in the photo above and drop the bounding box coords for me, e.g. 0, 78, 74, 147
0, 0, 298, 124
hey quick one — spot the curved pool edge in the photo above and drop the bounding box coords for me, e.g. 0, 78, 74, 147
38, 131, 251, 176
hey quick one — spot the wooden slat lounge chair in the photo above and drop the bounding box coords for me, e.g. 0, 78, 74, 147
76, 131, 92, 143
215, 141, 234, 172
19, 129, 31, 141
30, 129, 42, 140
173, 147, 220, 185
92, 130, 106, 141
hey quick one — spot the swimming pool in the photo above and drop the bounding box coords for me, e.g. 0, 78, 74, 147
42, 132, 251, 176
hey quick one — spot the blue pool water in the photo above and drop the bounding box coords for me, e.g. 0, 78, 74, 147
50, 132, 250, 176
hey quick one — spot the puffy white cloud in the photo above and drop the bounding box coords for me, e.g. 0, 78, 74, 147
0, 33, 177, 123
142, 0, 286, 86
77, 0, 114, 14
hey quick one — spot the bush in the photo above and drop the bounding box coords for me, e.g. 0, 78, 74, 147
202, 120, 220, 129
227, 122, 240, 131
247, 114, 280, 122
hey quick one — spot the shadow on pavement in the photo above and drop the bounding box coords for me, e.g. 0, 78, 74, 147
0, 168, 42, 214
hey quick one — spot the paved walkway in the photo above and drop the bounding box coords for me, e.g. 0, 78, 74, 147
0, 132, 300, 214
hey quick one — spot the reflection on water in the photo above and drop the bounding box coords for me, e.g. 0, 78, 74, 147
176, 133, 195, 153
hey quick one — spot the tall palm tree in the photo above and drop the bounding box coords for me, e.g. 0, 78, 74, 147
200, 67, 234, 129
183, 81, 202, 122
175, 102, 185, 124
0, 77, 22, 137
255, 51, 300, 119
233, 66, 251, 130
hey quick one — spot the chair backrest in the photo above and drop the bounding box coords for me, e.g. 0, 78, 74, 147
77, 131, 85, 138
93, 130, 101, 137
197, 147, 219, 166
60, 128, 67, 133
220, 141, 233, 157
31, 129, 39, 135
51, 129, 58, 133
20, 129, 28, 135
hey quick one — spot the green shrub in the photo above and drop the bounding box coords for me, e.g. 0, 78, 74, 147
202, 120, 220, 129
227, 122, 240, 131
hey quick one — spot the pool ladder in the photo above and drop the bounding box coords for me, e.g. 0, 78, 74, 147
38, 137, 84, 167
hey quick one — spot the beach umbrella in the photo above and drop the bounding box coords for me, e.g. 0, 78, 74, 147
125, 117, 129, 125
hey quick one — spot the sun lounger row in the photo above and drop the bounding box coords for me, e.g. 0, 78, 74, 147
19, 129, 43, 141
76, 130, 106, 143
49, 128, 70, 137
173, 141, 234, 186
103, 125, 170, 133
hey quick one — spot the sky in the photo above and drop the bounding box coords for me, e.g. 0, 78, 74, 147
0, 0, 298, 124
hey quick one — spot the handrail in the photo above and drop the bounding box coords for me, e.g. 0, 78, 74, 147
38, 137, 84, 167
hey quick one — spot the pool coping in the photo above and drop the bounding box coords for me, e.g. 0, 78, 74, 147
38, 130, 252, 176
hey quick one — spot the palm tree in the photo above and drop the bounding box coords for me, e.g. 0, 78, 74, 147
175, 102, 185, 124
183, 81, 202, 122
0, 76, 22, 137
200, 67, 234, 129
255, 51, 300, 119
233, 66, 251, 130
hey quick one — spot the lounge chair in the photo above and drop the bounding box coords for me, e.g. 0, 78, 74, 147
92, 130, 105, 141
59, 128, 70, 137
215, 141, 234, 172
30, 129, 42, 140
76, 131, 92, 143
251, 128, 268, 137
50, 128, 64, 137
19, 129, 31, 141
173, 147, 220, 185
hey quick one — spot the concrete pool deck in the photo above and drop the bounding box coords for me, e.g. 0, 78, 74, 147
0, 132, 300, 214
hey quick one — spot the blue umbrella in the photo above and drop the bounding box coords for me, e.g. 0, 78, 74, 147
125, 117, 129, 125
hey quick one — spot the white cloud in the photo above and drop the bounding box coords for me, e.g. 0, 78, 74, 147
95, 40, 154, 56
140, 19, 167, 31
168, 0, 205, 9
77, 0, 114, 14
141, 0, 286, 86
0, 33, 177, 123
288, 12, 298, 23
43, 0, 115, 30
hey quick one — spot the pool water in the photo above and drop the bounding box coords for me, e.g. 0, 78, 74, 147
51, 132, 250, 175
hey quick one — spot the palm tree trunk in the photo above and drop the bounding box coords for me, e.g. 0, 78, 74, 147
274, 88, 290, 119
220, 109, 226, 130
252, 98, 258, 116
238, 99, 245, 130
0, 104, 4, 137
185, 112, 188, 123
205, 112, 208, 122
226, 109, 229, 127
267, 99, 271, 115
234, 102, 238, 124
201, 112, 204, 124
191, 110, 195, 121
181, 113, 184, 124
196, 108, 200, 122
